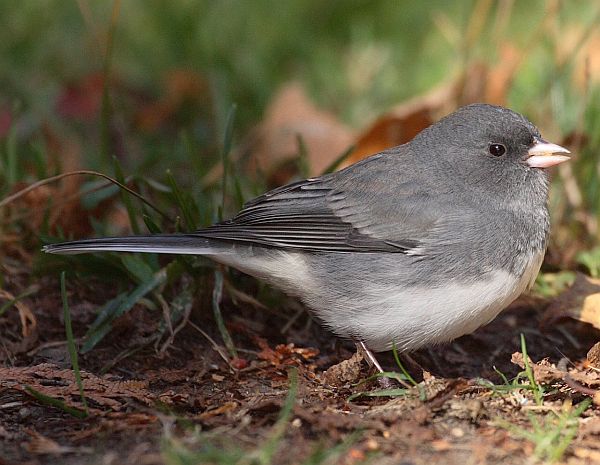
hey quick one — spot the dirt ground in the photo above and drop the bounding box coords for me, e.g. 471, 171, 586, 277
2, 269, 600, 465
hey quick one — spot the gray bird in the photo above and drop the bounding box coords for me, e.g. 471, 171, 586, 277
44, 104, 570, 369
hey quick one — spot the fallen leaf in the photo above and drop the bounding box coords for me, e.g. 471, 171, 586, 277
322, 351, 364, 387
510, 352, 562, 383
574, 447, 600, 462
253, 82, 354, 178
136, 69, 207, 132
230, 357, 249, 370
198, 401, 238, 420
0, 288, 38, 361
202, 82, 354, 188
343, 84, 453, 168
0, 289, 37, 338
588, 342, 600, 369
544, 272, 600, 330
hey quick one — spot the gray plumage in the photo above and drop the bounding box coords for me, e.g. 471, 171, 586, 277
44, 104, 569, 352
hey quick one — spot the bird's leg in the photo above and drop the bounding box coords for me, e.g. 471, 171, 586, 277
356, 341, 397, 389
357, 340, 385, 373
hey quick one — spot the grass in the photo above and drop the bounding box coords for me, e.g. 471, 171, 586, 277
480, 335, 591, 463
61, 271, 89, 415
23, 386, 88, 419
496, 399, 591, 463
477, 335, 546, 403
520, 334, 545, 406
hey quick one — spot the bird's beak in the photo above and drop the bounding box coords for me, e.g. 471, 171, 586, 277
526, 139, 571, 168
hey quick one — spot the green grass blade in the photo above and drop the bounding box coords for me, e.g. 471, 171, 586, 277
296, 134, 310, 179
82, 268, 167, 353
121, 254, 156, 283
143, 214, 162, 234
520, 333, 543, 405
391, 343, 418, 386
212, 268, 237, 358
166, 170, 198, 231
25, 386, 88, 419
5, 118, 17, 187
158, 286, 193, 336
60, 272, 88, 415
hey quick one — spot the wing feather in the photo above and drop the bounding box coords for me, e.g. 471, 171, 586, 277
194, 149, 449, 253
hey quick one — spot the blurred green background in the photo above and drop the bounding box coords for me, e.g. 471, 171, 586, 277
1, 0, 599, 262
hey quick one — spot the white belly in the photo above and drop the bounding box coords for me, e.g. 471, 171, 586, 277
339, 251, 545, 352
213, 245, 545, 353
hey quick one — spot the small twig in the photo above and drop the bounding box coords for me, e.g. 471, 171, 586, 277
558, 357, 598, 396
26, 340, 73, 356
188, 321, 234, 370
157, 294, 174, 338
280, 306, 305, 334
158, 297, 192, 356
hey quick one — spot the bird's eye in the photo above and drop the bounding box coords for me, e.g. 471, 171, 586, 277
489, 143, 506, 156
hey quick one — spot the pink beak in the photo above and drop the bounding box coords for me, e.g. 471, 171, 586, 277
526, 139, 571, 168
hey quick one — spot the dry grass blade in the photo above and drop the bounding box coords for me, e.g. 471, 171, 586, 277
0, 288, 37, 338
0, 170, 171, 221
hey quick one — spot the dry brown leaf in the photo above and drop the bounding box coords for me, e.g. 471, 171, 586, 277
255, 337, 318, 369
136, 69, 206, 132
198, 401, 238, 420
250, 82, 354, 180
574, 447, 600, 462
483, 43, 522, 105
0, 363, 155, 414
510, 352, 562, 383
587, 342, 600, 369
511, 351, 600, 396
0, 288, 38, 361
343, 50, 524, 168
568, 370, 600, 388
544, 272, 600, 330
0, 289, 37, 338
322, 350, 364, 386
343, 83, 455, 168
199, 81, 354, 188
345, 104, 433, 168
56, 72, 104, 122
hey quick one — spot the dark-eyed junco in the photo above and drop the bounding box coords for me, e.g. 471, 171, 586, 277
44, 104, 570, 365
